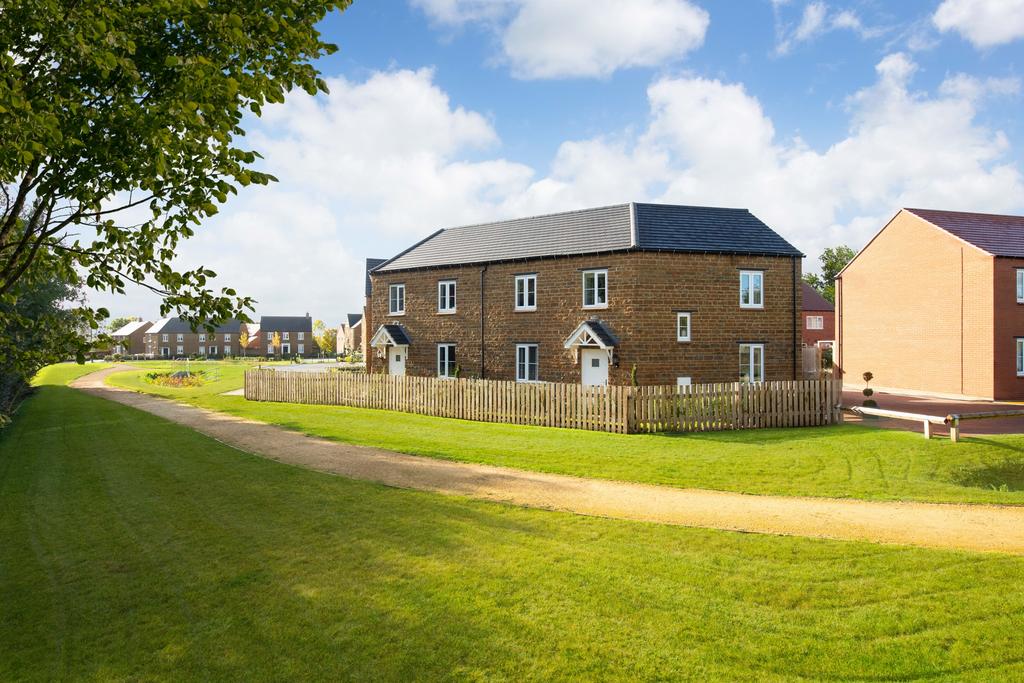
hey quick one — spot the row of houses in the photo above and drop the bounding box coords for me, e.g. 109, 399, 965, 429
111, 315, 318, 359
355, 202, 1022, 400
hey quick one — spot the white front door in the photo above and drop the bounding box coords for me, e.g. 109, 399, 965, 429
580, 348, 608, 386
388, 346, 407, 376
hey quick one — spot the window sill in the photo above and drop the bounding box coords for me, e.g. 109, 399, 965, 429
582, 304, 608, 311
739, 305, 764, 310
514, 307, 537, 313
437, 310, 457, 315
388, 311, 406, 317
677, 338, 691, 343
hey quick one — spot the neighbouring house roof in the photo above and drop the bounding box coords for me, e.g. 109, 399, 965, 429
370, 324, 410, 347
259, 316, 312, 333
111, 320, 150, 337
564, 319, 619, 349
801, 282, 833, 312
906, 208, 1024, 258
373, 202, 802, 273
147, 318, 243, 334
346, 313, 362, 328
365, 258, 387, 296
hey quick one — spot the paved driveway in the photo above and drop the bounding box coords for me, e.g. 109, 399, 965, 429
842, 389, 1024, 436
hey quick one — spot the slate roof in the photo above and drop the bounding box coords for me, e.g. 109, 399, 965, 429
374, 202, 802, 273
260, 316, 313, 333
111, 320, 150, 337
906, 208, 1024, 258
365, 258, 387, 296
147, 318, 243, 334
801, 282, 834, 312
346, 313, 362, 328
381, 324, 410, 346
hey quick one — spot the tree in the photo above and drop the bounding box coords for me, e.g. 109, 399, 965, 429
0, 0, 347, 334
803, 245, 856, 303
271, 331, 281, 358
238, 329, 249, 359
312, 319, 337, 358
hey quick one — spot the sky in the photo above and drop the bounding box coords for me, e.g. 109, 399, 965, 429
95, 0, 1024, 325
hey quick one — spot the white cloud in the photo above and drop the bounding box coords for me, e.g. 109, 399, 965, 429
934, 0, 1024, 48
413, 0, 709, 79
89, 55, 1024, 319
774, 2, 885, 55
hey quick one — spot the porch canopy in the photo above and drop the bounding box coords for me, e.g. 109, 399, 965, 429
563, 319, 618, 363
370, 324, 411, 349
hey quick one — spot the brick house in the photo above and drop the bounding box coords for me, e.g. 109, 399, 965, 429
260, 315, 317, 358
143, 318, 245, 358
111, 319, 152, 356
801, 282, 834, 347
836, 208, 1024, 400
367, 202, 804, 386
361, 258, 387, 356
337, 313, 363, 355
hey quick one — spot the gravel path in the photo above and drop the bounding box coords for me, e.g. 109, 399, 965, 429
73, 367, 1024, 555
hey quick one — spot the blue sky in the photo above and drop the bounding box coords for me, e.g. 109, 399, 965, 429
100, 0, 1024, 324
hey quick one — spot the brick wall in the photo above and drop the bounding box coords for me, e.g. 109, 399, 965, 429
836, 210, 995, 399
993, 257, 1024, 399
369, 251, 801, 385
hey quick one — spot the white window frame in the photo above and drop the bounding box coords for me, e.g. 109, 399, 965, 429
740, 270, 764, 309
267, 344, 273, 354
283, 331, 290, 341
676, 312, 691, 342
389, 283, 406, 315
437, 343, 457, 378
438, 280, 457, 314
515, 274, 537, 311
199, 345, 206, 355
223, 334, 231, 342
176, 333, 184, 342
740, 343, 765, 383
161, 334, 169, 342
297, 332, 304, 341
582, 269, 608, 309
516, 344, 539, 383
1018, 338, 1024, 377
806, 315, 824, 330
198, 333, 206, 342
1017, 269, 1024, 303
297, 343, 304, 355
677, 377, 692, 387
210, 345, 218, 356
176, 345, 184, 355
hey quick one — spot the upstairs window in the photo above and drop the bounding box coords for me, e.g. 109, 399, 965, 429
515, 274, 537, 311
297, 332, 304, 341
582, 269, 608, 309
676, 313, 691, 342
224, 334, 231, 342
438, 280, 457, 313
1017, 269, 1024, 303
516, 344, 539, 382
739, 343, 765, 383
161, 334, 169, 342
740, 271, 764, 308
283, 332, 290, 341
389, 284, 406, 315
199, 333, 206, 342
806, 315, 824, 330
437, 344, 456, 378
176, 334, 184, 342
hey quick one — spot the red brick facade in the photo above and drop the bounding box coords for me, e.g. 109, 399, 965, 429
802, 311, 835, 346
368, 251, 801, 386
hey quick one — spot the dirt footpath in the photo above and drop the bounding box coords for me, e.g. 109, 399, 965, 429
74, 367, 1024, 555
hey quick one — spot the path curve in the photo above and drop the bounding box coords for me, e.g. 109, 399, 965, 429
73, 367, 1024, 555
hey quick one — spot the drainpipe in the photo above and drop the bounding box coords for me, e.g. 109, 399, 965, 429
792, 256, 798, 380
479, 265, 488, 379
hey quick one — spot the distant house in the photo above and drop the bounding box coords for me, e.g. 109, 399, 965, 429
367, 202, 804, 386
144, 318, 245, 358
337, 313, 363, 355
260, 315, 317, 358
361, 258, 387, 356
111, 320, 152, 356
801, 283, 834, 348
836, 208, 1024, 400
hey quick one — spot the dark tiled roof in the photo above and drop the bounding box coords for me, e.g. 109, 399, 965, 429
801, 282, 834, 312
907, 208, 1024, 258
383, 324, 410, 346
586, 319, 618, 347
365, 258, 387, 296
375, 203, 802, 273
346, 313, 362, 328
149, 317, 242, 334
259, 316, 312, 333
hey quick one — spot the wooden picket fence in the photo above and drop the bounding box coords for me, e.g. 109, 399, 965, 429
245, 369, 842, 434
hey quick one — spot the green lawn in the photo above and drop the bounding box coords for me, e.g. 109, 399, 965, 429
2, 365, 1023, 680
106, 363, 1024, 505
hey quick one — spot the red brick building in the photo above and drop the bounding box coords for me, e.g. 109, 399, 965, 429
367, 203, 804, 386
836, 208, 1024, 400
801, 282, 835, 348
